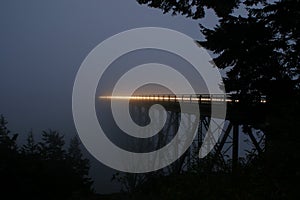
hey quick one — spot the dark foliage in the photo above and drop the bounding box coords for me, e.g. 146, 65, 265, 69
198, 0, 300, 102
137, 0, 300, 100
137, 0, 240, 19
133, 0, 300, 199
0, 116, 93, 200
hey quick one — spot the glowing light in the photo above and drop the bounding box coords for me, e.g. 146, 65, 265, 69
99, 95, 267, 104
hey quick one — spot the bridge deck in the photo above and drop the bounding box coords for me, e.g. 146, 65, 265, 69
100, 94, 268, 123
102, 94, 267, 104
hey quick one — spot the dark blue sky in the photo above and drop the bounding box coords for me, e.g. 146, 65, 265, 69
0, 0, 217, 193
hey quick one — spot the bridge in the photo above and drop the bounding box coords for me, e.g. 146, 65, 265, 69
100, 93, 267, 122
99, 94, 267, 174
100, 93, 267, 104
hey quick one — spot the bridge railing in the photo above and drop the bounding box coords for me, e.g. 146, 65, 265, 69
131, 94, 267, 104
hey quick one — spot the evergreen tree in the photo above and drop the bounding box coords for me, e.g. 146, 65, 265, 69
67, 136, 93, 195
137, 0, 300, 99
0, 115, 18, 152
137, 0, 300, 198
0, 115, 19, 199
68, 137, 90, 177
21, 131, 39, 155
198, 0, 300, 100
0, 115, 94, 199
39, 129, 65, 160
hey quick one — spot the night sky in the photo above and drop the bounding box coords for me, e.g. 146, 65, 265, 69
0, 0, 217, 193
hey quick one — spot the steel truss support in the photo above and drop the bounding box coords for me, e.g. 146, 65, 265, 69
130, 103, 265, 175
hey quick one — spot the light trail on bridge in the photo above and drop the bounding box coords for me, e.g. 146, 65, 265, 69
99, 94, 267, 104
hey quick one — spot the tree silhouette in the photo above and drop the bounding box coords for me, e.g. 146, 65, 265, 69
21, 131, 39, 155
137, 0, 300, 100
40, 130, 66, 160
0, 115, 18, 152
67, 136, 93, 195
0, 115, 19, 199
0, 116, 94, 199
137, 0, 239, 19
198, 0, 299, 101
135, 0, 300, 199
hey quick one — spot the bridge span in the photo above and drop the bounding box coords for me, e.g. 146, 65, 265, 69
99, 94, 267, 174
100, 94, 268, 122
